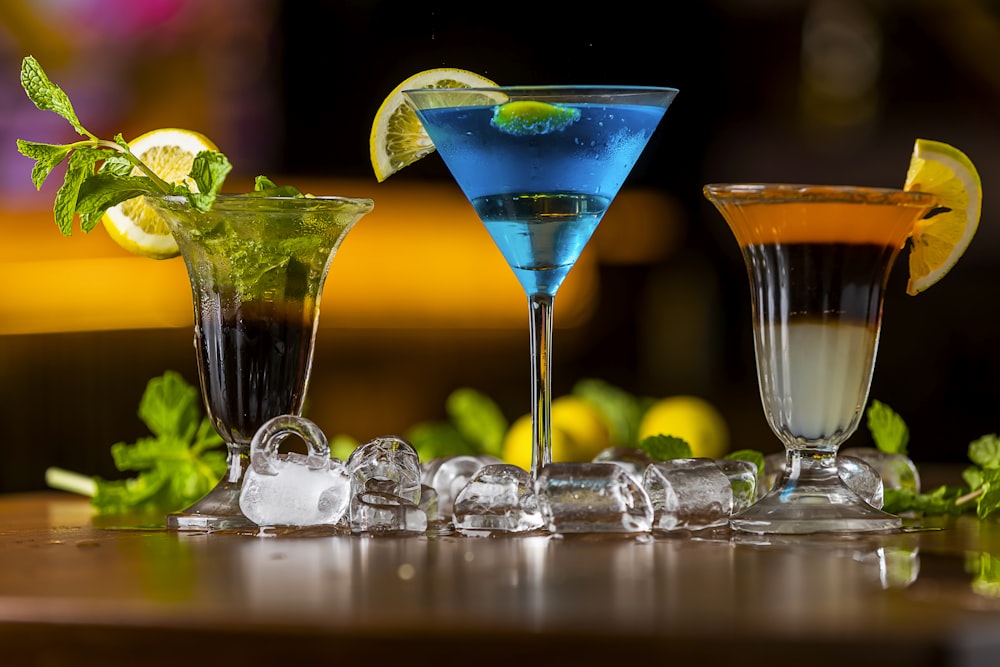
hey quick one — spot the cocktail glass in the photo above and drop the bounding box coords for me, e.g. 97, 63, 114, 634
148, 193, 374, 531
404, 86, 677, 477
703, 184, 937, 534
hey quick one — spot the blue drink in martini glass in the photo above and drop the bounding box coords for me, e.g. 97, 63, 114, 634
404, 86, 677, 477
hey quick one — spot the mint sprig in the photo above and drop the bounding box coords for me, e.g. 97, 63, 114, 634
45, 371, 226, 520
866, 399, 910, 455
16, 55, 232, 234
868, 400, 1000, 519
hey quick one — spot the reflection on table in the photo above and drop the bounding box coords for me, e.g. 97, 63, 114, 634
2, 492, 1000, 665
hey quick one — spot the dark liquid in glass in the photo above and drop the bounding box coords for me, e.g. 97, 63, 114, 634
197, 298, 315, 444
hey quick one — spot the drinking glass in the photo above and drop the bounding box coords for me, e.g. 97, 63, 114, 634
404, 86, 677, 477
703, 184, 936, 534
148, 193, 374, 530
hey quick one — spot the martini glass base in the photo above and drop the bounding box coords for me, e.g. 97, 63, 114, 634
730, 478, 902, 535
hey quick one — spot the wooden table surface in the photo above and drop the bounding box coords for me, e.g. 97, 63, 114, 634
2, 491, 1000, 666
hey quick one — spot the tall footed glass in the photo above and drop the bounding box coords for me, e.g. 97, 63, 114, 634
703, 184, 937, 534
404, 86, 677, 477
148, 194, 374, 531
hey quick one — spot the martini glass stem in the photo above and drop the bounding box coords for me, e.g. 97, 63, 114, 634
529, 292, 554, 478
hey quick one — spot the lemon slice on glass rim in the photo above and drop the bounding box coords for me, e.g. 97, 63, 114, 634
369, 68, 502, 182
903, 138, 982, 295
101, 128, 218, 260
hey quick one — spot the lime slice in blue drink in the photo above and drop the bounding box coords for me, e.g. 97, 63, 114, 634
491, 101, 581, 136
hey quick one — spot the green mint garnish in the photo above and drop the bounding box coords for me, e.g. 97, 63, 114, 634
16, 55, 232, 234
866, 399, 909, 455
491, 101, 581, 136
638, 434, 693, 461
724, 449, 766, 475
45, 371, 226, 519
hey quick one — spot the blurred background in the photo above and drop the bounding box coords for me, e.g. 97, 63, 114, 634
1, 0, 998, 492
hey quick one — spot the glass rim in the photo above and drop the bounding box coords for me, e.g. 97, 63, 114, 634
703, 183, 938, 206
403, 84, 679, 94
149, 192, 375, 210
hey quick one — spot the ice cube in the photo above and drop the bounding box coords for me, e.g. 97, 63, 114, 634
346, 436, 422, 504
642, 458, 733, 531
239, 415, 351, 527
592, 447, 654, 485
715, 458, 758, 514
840, 447, 921, 492
536, 462, 653, 534
421, 454, 502, 518
452, 463, 544, 536
350, 490, 427, 534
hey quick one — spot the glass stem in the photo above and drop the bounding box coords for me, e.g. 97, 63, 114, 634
528, 293, 554, 478
784, 447, 839, 490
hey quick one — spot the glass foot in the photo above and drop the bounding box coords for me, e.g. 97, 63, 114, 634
166, 449, 256, 532
731, 475, 901, 535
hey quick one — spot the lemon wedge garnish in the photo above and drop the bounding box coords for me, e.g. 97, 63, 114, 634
903, 138, 982, 295
101, 128, 218, 260
369, 68, 500, 182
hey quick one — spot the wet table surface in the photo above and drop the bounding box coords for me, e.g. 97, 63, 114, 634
2, 491, 1000, 666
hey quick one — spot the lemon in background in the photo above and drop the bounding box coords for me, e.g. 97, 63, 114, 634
501, 395, 612, 470
637, 395, 729, 459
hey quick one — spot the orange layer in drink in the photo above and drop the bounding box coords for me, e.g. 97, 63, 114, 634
703, 185, 938, 248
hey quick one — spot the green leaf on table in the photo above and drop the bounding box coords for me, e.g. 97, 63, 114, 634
639, 434, 692, 461
405, 422, 478, 462
45, 371, 226, 520
138, 371, 203, 442
882, 485, 968, 516
724, 449, 766, 475
446, 388, 507, 458
866, 400, 909, 455
969, 434, 1000, 469
974, 468, 1000, 519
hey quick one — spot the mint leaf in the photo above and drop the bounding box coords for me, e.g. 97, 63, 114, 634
866, 400, 909, 455
405, 422, 478, 461
75, 173, 160, 231
969, 434, 1000, 469
20, 55, 86, 135
974, 468, 1000, 519
17, 56, 234, 233
882, 485, 968, 516
45, 370, 225, 521
15, 139, 71, 189
187, 151, 233, 210
724, 449, 766, 475
639, 434, 692, 461
137, 371, 202, 442
447, 388, 507, 458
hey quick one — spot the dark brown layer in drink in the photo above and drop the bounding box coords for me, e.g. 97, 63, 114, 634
196, 298, 316, 445
742, 242, 902, 322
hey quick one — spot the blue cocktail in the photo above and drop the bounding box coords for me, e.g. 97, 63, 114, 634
404, 86, 677, 476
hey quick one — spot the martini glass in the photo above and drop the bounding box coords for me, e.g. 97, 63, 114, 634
147, 193, 374, 531
404, 86, 677, 477
703, 184, 937, 534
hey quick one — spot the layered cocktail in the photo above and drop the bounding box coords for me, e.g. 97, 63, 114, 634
704, 184, 936, 533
